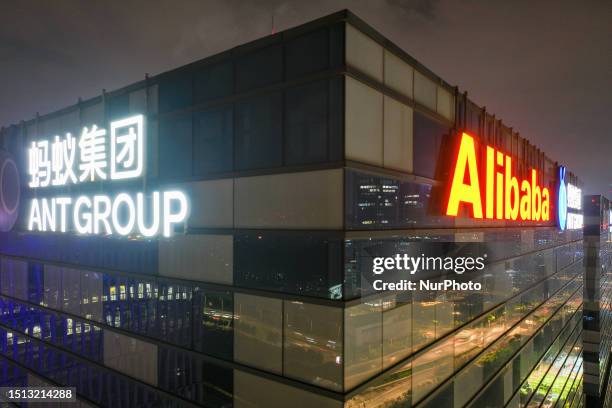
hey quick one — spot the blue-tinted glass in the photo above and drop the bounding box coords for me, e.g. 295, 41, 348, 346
159, 113, 192, 178
236, 43, 282, 92
193, 105, 233, 175
413, 111, 449, 179
158, 72, 192, 112
235, 92, 282, 170
28, 262, 44, 303
194, 60, 233, 103
156, 281, 192, 347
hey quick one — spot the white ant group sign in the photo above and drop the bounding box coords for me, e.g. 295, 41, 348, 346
27, 114, 189, 237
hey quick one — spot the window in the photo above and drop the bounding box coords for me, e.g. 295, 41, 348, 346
27, 262, 44, 304
234, 231, 343, 299
286, 29, 329, 79
194, 60, 233, 103
413, 111, 449, 179
193, 105, 233, 175
106, 94, 129, 121
158, 113, 192, 178
382, 294, 412, 369
344, 170, 454, 231
412, 336, 454, 403
236, 44, 283, 92
234, 92, 282, 170
158, 72, 192, 112
284, 301, 342, 391
285, 80, 329, 165
234, 293, 282, 374
194, 289, 233, 360
43, 264, 62, 309
344, 301, 382, 389
103, 331, 158, 385
0, 258, 28, 301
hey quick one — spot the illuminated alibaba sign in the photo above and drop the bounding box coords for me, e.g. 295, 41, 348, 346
446, 132, 550, 222
27, 115, 189, 237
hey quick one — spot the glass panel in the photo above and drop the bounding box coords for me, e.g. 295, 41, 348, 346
284, 301, 343, 391
234, 293, 282, 374
235, 92, 282, 170
193, 105, 233, 175
236, 44, 283, 92
286, 28, 329, 78
344, 300, 382, 389
412, 336, 454, 403
158, 72, 192, 112
382, 293, 412, 369
194, 60, 233, 103
234, 231, 343, 299
194, 289, 233, 359
285, 80, 329, 165
158, 113, 192, 178
413, 111, 449, 179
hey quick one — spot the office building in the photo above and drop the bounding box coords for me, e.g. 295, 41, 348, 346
0, 10, 595, 408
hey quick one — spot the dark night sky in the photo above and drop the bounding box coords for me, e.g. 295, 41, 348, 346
1, 0, 610, 196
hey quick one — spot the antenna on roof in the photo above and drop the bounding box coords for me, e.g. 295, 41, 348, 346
271, 14, 276, 35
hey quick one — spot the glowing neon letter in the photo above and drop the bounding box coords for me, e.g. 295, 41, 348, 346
446, 133, 483, 218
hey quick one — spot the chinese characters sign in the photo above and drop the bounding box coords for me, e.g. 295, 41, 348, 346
27, 115, 189, 237
28, 115, 144, 187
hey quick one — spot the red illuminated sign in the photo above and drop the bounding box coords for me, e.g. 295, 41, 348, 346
446, 132, 550, 221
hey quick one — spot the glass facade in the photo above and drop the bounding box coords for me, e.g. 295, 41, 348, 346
0, 9, 597, 408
